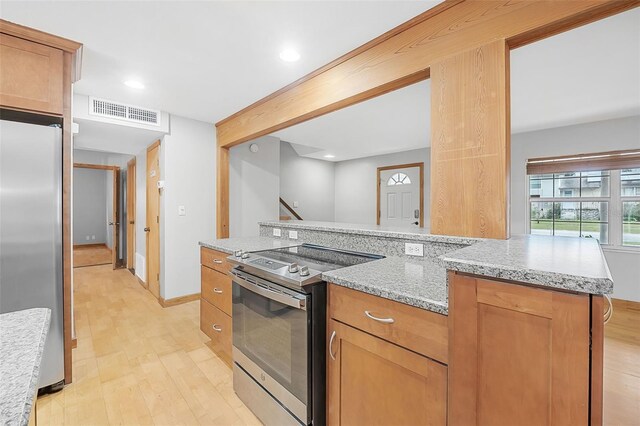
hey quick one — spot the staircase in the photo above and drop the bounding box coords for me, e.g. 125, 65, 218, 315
279, 197, 302, 221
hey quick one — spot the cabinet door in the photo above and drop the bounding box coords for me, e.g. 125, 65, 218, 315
448, 272, 591, 426
0, 34, 63, 114
327, 319, 447, 426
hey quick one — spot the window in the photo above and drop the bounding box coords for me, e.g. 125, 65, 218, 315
387, 172, 411, 186
529, 171, 609, 243
527, 153, 640, 248
622, 168, 640, 246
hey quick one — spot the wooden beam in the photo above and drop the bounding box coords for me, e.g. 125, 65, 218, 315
214, 0, 638, 239
215, 1, 637, 148
73, 163, 117, 171
430, 39, 510, 239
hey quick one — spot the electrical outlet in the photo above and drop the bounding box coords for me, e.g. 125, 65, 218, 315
289, 230, 298, 240
178, 205, 186, 216
404, 242, 424, 257
86, 236, 90, 241
91, 235, 96, 240
273, 228, 282, 237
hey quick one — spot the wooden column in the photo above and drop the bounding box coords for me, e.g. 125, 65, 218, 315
216, 144, 230, 238
430, 40, 510, 239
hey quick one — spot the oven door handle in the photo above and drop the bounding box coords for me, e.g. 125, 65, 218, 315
231, 273, 307, 310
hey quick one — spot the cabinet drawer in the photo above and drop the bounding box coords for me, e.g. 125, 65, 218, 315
329, 284, 448, 364
200, 299, 232, 366
201, 265, 232, 316
0, 34, 63, 114
200, 247, 231, 274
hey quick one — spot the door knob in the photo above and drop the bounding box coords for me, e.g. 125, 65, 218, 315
412, 221, 419, 225
129, 221, 135, 225
108, 222, 114, 226
144, 227, 150, 232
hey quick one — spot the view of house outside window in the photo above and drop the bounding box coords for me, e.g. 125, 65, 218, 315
528, 167, 640, 247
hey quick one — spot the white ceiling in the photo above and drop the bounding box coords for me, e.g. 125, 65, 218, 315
1, 3, 637, 161
273, 8, 640, 161
0, 0, 440, 124
73, 118, 166, 155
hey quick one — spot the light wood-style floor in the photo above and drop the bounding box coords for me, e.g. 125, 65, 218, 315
36, 264, 260, 425
35, 264, 638, 425
604, 299, 640, 426
73, 245, 112, 268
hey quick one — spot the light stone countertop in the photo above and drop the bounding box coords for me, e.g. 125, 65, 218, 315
0, 308, 52, 426
258, 220, 481, 245
322, 256, 448, 314
199, 233, 614, 315
441, 235, 614, 294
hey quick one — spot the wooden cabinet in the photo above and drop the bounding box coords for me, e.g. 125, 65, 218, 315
327, 284, 448, 426
0, 33, 64, 114
448, 272, 594, 426
200, 247, 233, 366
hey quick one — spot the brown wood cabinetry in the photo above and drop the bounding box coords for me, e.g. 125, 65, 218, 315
327, 284, 448, 426
0, 33, 63, 114
448, 272, 598, 426
200, 247, 233, 366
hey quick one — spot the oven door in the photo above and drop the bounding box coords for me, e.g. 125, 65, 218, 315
231, 270, 310, 423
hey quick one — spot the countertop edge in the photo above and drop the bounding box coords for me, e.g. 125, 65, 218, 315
21, 309, 51, 426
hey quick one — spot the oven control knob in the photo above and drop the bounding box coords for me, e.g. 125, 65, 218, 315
299, 266, 310, 277
288, 263, 299, 273
234, 250, 243, 258
241, 252, 250, 259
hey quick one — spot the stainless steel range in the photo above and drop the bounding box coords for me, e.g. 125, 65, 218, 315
228, 244, 383, 426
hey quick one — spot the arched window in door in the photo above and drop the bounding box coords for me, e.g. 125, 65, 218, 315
387, 172, 411, 186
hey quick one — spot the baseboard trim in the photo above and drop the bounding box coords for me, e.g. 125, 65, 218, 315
137, 277, 148, 289
159, 293, 201, 308
612, 298, 640, 311
73, 243, 108, 249
71, 338, 77, 349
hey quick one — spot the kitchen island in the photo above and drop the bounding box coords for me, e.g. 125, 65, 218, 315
0, 308, 52, 426
199, 220, 612, 425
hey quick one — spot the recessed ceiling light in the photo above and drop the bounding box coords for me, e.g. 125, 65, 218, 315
124, 80, 145, 89
324, 154, 335, 159
279, 49, 300, 62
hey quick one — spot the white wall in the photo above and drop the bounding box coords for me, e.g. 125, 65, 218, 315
511, 115, 640, 301
229, 136, 280, 237
73, 168, 107, 245
334, 148, 431, 226
161, 115, 216, 300
280, 141, 335, 221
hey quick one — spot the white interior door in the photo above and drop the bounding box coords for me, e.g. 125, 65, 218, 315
380, 166, 421, 227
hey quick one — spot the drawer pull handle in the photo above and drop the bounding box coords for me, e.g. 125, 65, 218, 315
213, 288, 223, 294
329, 331, 337, 361
365, 310, 395, 324
212, 324, 222, 332
213, 259, 223, 264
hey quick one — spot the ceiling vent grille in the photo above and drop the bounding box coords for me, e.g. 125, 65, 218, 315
89, 97, 161, 126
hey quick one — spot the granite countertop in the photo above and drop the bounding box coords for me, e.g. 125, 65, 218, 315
441, 235, 614, 294
322, 256, 448, 315
0, 308, 52, 426
258, 220, 481, 246
199, 236, 301, 254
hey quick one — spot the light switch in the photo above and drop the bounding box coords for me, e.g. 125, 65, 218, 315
178, 206, 186, 216
293, 201, 299, 208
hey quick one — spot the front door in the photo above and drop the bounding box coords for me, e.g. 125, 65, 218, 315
146, 141, 160, 298
379, 165, 422, 227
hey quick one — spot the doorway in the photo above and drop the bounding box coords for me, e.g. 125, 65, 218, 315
73, 163, 120, 269
377, 163, 424, 228
146, 140, 161, 298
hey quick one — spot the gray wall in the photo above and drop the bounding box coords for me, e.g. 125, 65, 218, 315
511, 115, 640, 301
73, 168, 108, 245
230, 136, 280, 237
161, 115, 216, 299
334, 148, 431, 226
280, 142, 335, 221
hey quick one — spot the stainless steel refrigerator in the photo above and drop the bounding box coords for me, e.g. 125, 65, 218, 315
0, 116, 65, 390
